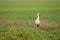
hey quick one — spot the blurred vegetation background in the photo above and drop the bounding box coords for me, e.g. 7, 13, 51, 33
0, 0, 60, 40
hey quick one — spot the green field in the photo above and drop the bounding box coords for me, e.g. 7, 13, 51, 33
0, 0, 60, 40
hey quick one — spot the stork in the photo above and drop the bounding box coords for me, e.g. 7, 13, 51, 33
35, 13, 40, 27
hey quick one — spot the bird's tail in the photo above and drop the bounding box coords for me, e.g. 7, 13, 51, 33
37, 24, 39, 27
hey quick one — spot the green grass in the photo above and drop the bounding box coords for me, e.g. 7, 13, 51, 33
0, 1, 60, 21
0, 0, 60, 40
0, 24, 60, 40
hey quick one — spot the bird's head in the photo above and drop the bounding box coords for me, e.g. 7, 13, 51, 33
37, 13, 40, 16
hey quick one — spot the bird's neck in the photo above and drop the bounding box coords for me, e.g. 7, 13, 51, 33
37, 16, 39, 20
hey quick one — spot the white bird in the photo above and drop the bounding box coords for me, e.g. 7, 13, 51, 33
35, 13, 40, 27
